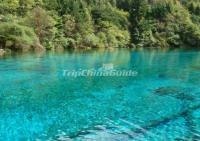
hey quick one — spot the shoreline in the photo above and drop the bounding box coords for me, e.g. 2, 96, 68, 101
1, 46, 200, 58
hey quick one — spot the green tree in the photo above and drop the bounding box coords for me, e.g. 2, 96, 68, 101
0, 22, 39, 50
0, 0, 19, 14
18, 0, 35, 16
129, 0, 148, 44
28, 6, 56, 48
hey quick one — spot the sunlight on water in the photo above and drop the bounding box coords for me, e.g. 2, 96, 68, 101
0, 48, 200, 140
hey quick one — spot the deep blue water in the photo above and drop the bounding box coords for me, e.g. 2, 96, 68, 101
0, 48, 200, 141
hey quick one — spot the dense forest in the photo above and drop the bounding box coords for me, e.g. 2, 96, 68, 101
0, 0, 200, 53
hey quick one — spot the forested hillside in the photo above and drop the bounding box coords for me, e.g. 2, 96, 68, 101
0, 0, 200, 52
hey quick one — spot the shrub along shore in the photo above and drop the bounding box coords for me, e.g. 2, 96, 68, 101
0, 0, 200, 55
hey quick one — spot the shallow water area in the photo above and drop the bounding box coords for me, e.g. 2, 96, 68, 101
0, 48, 200, 141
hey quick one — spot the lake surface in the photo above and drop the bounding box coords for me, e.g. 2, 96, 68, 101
0, 48, 200, 141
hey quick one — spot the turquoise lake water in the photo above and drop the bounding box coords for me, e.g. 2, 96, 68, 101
0, 48, 200, 141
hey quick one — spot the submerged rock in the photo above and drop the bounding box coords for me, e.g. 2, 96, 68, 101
158, 74, 166, 79
118, 85, 123, 89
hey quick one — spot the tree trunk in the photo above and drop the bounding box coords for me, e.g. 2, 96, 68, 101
0, 39, 5, 49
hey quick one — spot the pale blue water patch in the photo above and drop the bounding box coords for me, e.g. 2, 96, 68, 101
0, 48, 200, 140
